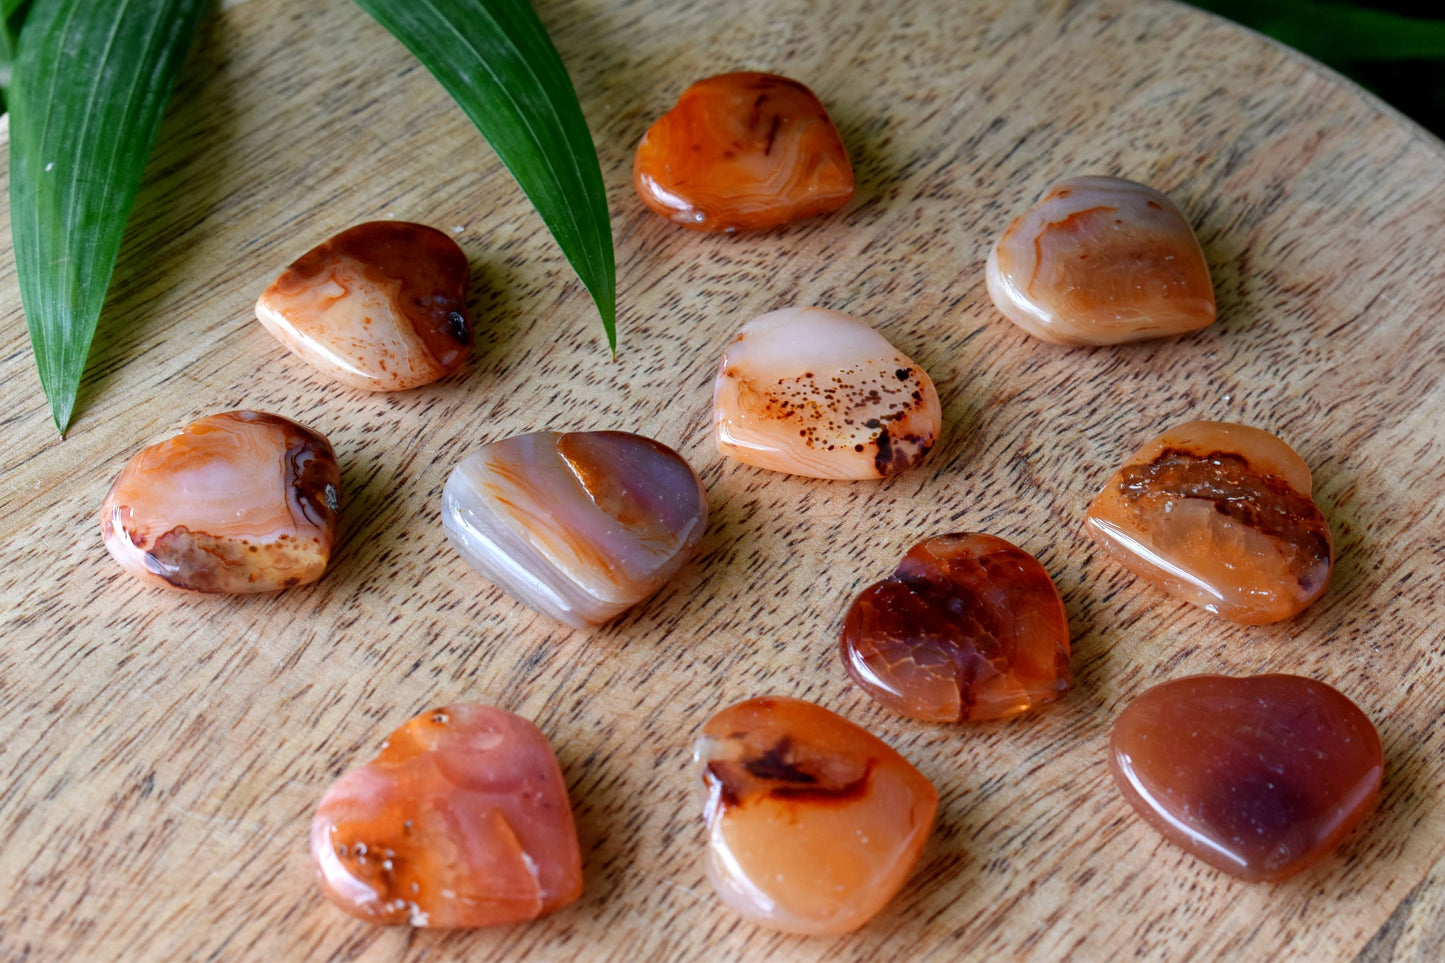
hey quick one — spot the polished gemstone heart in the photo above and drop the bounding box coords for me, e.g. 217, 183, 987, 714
694, 696, 937, 935
1085, 421, 1333, 624
1110, 675, 1382, 882
633, 72, 854, 232
442, 430, 708, 628
713, 307, 941, 479
256, 221, 471, 391
100, 410, 340, 593
311, 704, 582, 927
841, 533, 1070, 722
986, 175, 1216, 345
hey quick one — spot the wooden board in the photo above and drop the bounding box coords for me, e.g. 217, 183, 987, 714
2, 0, 1444, 958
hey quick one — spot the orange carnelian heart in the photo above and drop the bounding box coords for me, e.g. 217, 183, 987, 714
1085, 421, 1333, 624
633, 72, 855, 232
695, 696, 936, 934
986, 175, 1216, 345
100, 410, 340, 593
711, 307, 942, 480
311, 704, 582, 928
256, 221, 471, 391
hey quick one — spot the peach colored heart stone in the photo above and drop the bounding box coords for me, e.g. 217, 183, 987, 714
987, 175, 1216, 345
1110, 675, 1382, 882
100, 410, 340, 593
256, 221, 470, 391
1085, 421, 1333, 624
712, 306, 941, 479
311, 704, 582, 927
841, 533, 1071, 722
634, 72, 854, 232
695, 696, 937, 934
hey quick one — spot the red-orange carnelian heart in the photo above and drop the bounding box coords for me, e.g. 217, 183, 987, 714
840, 533, 1071, 722
310, 704, 582, 927
633, 72, 854, 232
1110, 675, 1382, 882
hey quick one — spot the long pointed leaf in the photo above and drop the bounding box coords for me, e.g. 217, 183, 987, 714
354, 0, 617, 351
9, 0, 206, 433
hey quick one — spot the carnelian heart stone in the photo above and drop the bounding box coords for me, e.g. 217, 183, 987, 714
633, 72, 855, 232
840, 533, 1070, 722
311, 704, 582, 927
1110, 675, 1382, 882
100, 410, 340, 593
695, 696, 937, 934
256, 221, 471, 391
712, 306, 942, 479
986, 175, 1216, 345
1085, 421, 1333, 624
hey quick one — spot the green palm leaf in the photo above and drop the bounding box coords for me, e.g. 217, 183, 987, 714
8, 0, 206, 434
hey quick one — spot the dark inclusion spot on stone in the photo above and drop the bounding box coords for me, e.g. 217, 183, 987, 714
148, 526, 227, 592
875, 428, 894, 471
763, 114, 782, 155
446, 310, 470, 345
705, 736, 875, 810
704, 762, 744, 809
770, 762, 874, 805
276, 421, 342, 527
744, 737, 817, 784
873, 428, 933, 475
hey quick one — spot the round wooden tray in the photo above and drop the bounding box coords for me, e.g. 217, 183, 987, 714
3, 0, 1444, 959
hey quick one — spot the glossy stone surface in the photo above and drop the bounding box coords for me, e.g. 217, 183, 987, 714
713, 307, 941, 479
986, 175, 1216, 345
1110, 675, 1382, 882
633, 72, 854, 232
1085, 421, 1333, 624
256, 221, 471, 390
841, 533, 1070, 722
312, 704, 582, 927
100, 411, 340, 593
695, 696, 937, 935
442, 430, 708, 628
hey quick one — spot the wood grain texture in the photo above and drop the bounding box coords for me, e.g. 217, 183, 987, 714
2, 0, 1443, 959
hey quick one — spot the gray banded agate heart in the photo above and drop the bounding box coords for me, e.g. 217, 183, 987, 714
442, 430, 708, 628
